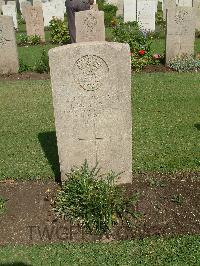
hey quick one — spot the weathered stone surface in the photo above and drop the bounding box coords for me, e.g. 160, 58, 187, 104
0, 0, 5, 13
0, 16, 19, 74
124, 0, 136, 22
163, 0, 176, 20
178, 0, 193, 6
21, 1, 31, 20
166, 7, 195, 64
137, 0, 156, 32
19, 0, 28, 13
2, 3, 18, 29
23, 3, 45, 42
193, 0, 200, 30
75, 10, 105, 42
49, 42, 132, 184
42, 0, 65, 27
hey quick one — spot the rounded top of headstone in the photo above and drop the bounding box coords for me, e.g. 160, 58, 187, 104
48, 42, 130, 58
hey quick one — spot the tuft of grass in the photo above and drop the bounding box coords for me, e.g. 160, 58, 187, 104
171, 194, 184, 205
0, 196, 6, 214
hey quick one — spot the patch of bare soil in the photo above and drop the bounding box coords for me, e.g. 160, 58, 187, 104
142, 64, 174, 73
0, 172, 199, 245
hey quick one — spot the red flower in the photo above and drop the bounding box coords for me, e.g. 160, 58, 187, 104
138, 49, 145, 55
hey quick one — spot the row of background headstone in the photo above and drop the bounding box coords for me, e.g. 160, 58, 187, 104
2, 0, 200, 32
0, 0, 197, 74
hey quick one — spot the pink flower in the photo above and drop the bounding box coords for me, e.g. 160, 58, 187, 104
153, 54, 161, 60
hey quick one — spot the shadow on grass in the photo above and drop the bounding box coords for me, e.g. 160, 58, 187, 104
38, 131, 61, 183
194, 123, 200, 131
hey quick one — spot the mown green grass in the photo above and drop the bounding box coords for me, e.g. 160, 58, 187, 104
18, 44, 56, 68
0, 73, 200, 180
133, 72, 200, 173
0, 236, 199, 265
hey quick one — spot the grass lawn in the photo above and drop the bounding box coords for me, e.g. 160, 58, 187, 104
0, 236, 199, 265
0, 73, 200, 180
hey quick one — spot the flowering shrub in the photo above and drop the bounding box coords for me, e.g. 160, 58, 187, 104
112, 20, 160, 71
49, 17, 70, 44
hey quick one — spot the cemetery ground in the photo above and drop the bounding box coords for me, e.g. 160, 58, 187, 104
0, 73, 200, 264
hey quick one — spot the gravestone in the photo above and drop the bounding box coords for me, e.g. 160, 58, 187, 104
0, 1, 5, 13
0, 16, 19, 74
178, 0, 192, 6
21, 1, 31, 19
137, 0, 156, 32
42, 0, 64, 27
166, 7, 195, 64
124, 0, 136, 22
23, 3, 45, 42
75, 10, 105, 42
19, 0, 28, 13
194, 0, 200, 30
48, 42, 132, 184
163, 0, 176, 20
2, 3, 18, 29
33, 0, 42, 6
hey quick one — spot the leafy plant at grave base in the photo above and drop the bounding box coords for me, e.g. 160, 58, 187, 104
0, 196, 6, 215
33, 49, 50, 73
49, 17, 70, 44
147, 177, 166, 188
19, 59, 32, 73
18, 33, 29, 46
97, 0, 118, 27
54, 160, 139, 235
171, 194, 184, 205
168, 56, 200, 72
28, 35, 41, 45
18, 34, 41, 46
112, 20, 161, 71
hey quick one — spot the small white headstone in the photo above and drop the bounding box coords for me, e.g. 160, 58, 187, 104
137, 0, 156, 32
2, 3, 18, 29
166, 7, 195, 64
124, 0, 136, 22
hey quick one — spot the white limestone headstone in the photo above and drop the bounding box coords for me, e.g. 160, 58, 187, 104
163, 0, 176, 20
75, 10, 105, 42
2, 3, 18, 29
137, 0, 156, 32
166, 7, 195, 64
124, 0, 136, 22
194, 0, 200, 30
178, 0, 193, 6
0, 16, 19, 74
42, 0, 64, 27
49, 42, 133, 184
